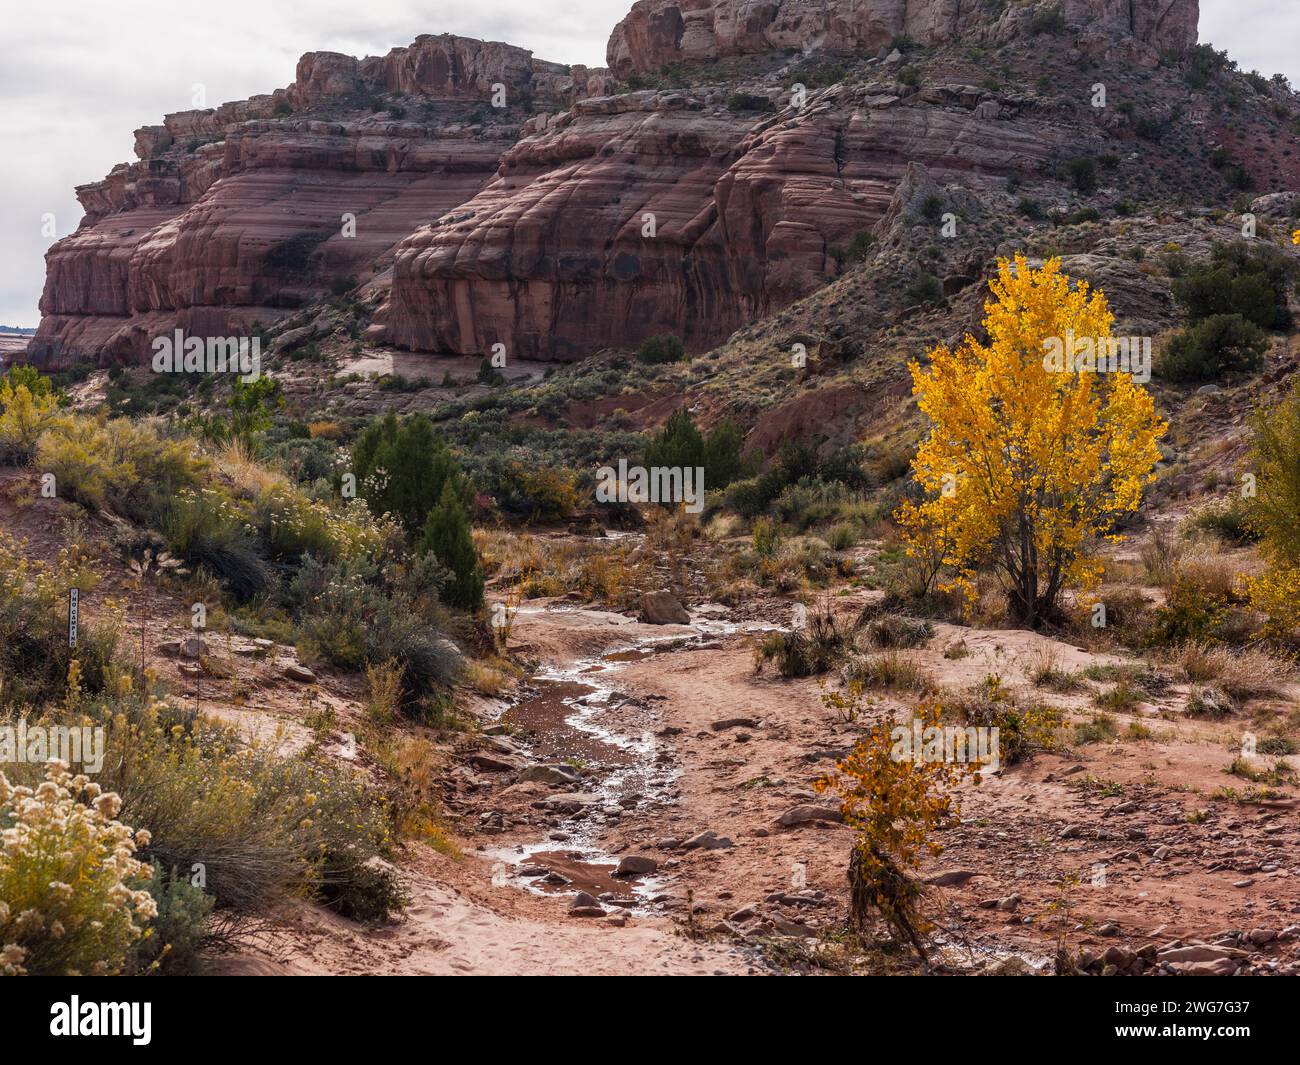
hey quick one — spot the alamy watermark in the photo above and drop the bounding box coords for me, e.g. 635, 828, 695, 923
595, 460, 705, 514
151, 329, 261, 382
1042, 330, 1151, 384
890, 718, 1000, 773
0, 720, 105, 773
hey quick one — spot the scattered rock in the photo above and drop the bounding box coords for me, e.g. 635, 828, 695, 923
1157, 944, 1247, 964
681, 830, 734, 851
924, 869, 980, 888
639, 590, 690, 625
614, 855, 658, 877
469, 751, 524, 772
569, 890, 606, 917
775, 805, 843, 828
519, 764, 580, 785
1167, 958, 1238, 976
283, 663, 316, 683
711, 717, 759, 731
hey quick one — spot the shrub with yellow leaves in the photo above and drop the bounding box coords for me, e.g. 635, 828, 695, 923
0, 379, 67, 463
1244, 379, 1300, 641
815, 701, 979, 961
0, 762, 156, 976
898, 255, 1166, 627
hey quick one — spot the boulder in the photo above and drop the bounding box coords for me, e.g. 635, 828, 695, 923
681, 829, 733, 850
774, 805, 843, 828
639, 591, 690, 625
614, 855, 658, 877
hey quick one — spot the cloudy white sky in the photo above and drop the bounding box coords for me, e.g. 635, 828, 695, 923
0, 0, 1295, 326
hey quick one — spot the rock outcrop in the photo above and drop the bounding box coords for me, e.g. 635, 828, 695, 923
30, 35, 604, 368
31, 1, 1204, 368
381, 81, 1070, 358
607, 0, 1199, 77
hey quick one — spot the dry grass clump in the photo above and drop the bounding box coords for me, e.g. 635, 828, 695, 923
1173, 643, 1294, 700
755, 605, 853, 678
1073, 713, 1119, 745
1139, 528, 1185, 587
1185, 686, 1236, 719
477, 530, 649, 608
841, 651, 937, 694
1023, 647, 1086, 692
704, 513, 743, 541
857, 613, 934, 650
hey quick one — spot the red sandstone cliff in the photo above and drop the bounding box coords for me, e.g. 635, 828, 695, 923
606, 0, 1200, 78
380, 82, 1071, 359
31, 35, 606, 367
32, 1, 1204, 368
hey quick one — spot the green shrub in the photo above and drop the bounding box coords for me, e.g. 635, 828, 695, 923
1185, 497, 1260, 545
133, 867, 215, 975
1065, 156, 1098, 194
417, 481, 484, 611
165, 488, 273, 601
291, 555, 462, 705
905, 272, 944, 305
636, 334, 687, 364
0, 537, 120, 710
643, 408, 759, 492
351, 413, 460, 535
1143, 572, 1236, 646
946, 675, 1061, 765
1158, 314, 1268, 382
1173, 242, 1292, 330
725, 92, 774, 112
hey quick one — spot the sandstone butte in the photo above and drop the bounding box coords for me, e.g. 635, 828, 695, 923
29, 0, 1200, 368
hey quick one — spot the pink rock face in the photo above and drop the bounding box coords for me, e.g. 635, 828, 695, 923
382, 84, 1068, 359
606, 0, 1199, 77
30, 34, 600, 369
32, 6, 1202, 368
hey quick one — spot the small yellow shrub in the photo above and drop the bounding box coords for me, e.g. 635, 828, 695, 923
0, 762, 156, 976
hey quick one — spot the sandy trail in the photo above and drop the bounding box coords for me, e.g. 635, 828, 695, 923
219, 592, 1300, 975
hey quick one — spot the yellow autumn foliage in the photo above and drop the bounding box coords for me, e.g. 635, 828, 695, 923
898, 255, 1166, 625
815, 701, 979, 958
1244, 379, 1300, 640
0, 381, 68, 462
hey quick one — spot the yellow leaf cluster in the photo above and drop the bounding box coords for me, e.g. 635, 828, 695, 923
898, 255, 1166, 622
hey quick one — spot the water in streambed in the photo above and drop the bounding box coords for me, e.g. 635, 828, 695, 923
483, 643, 673, 908
483, 609, 776, 911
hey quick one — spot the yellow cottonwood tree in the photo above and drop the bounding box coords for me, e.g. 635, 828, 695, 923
898, 255, 1166, 627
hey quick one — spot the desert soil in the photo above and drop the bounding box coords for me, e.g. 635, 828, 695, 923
216, 564, 1300, 976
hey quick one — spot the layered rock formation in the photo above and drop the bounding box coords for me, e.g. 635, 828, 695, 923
31, 35, 604, 367
33, 1, 1204, 368
382, 81, 1070, 358
606, 0, 1199, 77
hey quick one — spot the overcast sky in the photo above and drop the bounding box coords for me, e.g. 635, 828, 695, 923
0, 0, 1295, 327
